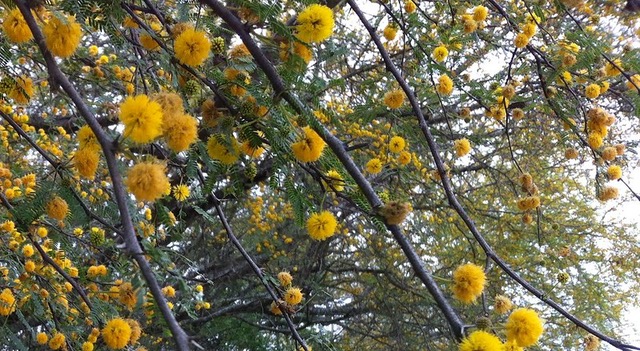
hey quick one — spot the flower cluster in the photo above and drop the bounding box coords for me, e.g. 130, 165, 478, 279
292, 127, 326, 162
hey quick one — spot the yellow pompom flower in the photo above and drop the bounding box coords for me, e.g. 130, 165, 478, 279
598, 186, 619, 201
587, 132, 603, 149
172, 184, 190, 201
397, 150, 411, 165
48, 332, 66, 350
74, 148, 100, 180
153, 92, 184, 117
452, 263, 486, 304
174, 28, 211, 67
383, 89, 405, 109
43, 15, 83, 58
47, 196, 69, 220
404, 0, 417, 13
307, 211, 337, 241
2, 9, 33, 43
514, 33, 530, 48
125, 161, 171, 202
36, 332, 48, 345
585, 83, 601, 99
22, 244, 34, 258
473, 5, 489, 22
139, 33, 160, 51
453, 138, 471, 157
459, 330, 502, 351
295, 4, 335, 43
366, 158, 383, 174
503, 340, 524, 351
522, 23, 537, 38
162, 286, 176, 298
323, 170, 345, 192
383, 24, 398, 41
207, 136, 240, 165
389, 136, 406, 153
495, 294, 513, 314
437, 74, 454, 95
119, 94, 163, 144
77, 125, 100, 151
505, 308, 544, 347
433, 45, 449, 62
278, 272, 293, 287
0, 288, 16, 316
607, 165, 622, 180
516, 196, 541, 211
82, 342, 94, 351
163, 113, 198, 152
284, 287, 304, 305
9, 76, 34, 105
127, 319, 142, 345
291, 127, 326, 163
102, 318, 132, 350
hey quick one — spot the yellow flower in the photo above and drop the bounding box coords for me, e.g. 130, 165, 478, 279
598, 186, 619, 201
36, 332, 48, 345
503, 340, 524, 351
383, 25, 397, 40
453, 138, 471, 157
585, 83, 601, 99
625, 74, 640, 90
43, 14, 83, 58
102, 318, 132, 349
405, 0, 417, 13
607, 165, 622, 180
47, 196, 69, 220
604, 59, 622, 77
380, 201, 412, 225
278, 272, 293, 287
584, 334, 600, 351
119, 94, 163, 144
383, 89, 405, 109
139, 33, 160, 51
270, 301, 283, 315
389, 136, 406, 153
505, 308, 544, 347
284, 287, 304, 305
9, 76, 34, 105
240, 141, 265, 158
473, 5, 489, 21
74, 148, 100, 180
163, 113, 198, 152
77, 125, 100, 151
295, 4, 335, 43
291, 127, 326, 163
89, 45, 99, 56
125, 161, 170, 202
280, 41, 313, 65
82, 342, 94, 351
22, 244, 34, 257
323, 170, 345, 192
307, 211, 337, 241
459, 330, 502, 351
2, 9, 33, 43
514, 33, 529, 48
127, 319, 142, 345
48, 332, 66, 350
174, 28, 211, 67
522, 23, 537, 38
153, 92, 184, 117
437, 74, 454, 95
516, 196, 541, 211
162, 286, 176, 297
587, 132, 603, 149
0, 288, 16, 316
433, 45, 449, 62
24, 260, 36, 272
365, 158, 383, 174
172, 184, 190, 201
494, 294, 513, 314
207, 136, 240, 165
397, 150, 411, 165
452, 263, 486, 304
118, 282, 138, 310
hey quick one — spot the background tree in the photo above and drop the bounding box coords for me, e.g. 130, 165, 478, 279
0, 0, 639, 350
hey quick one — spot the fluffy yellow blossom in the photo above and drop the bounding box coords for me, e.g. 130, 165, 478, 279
459, 331, 502, 351
514, 33, 530, 48
172, 184, 190, 201
127, 319, 142, 345
584, 334, 601, 351
2, 9, 33, 43
383, 24, 398, 40
452, 263, 486, 304
162, 286, 176, 298
0, 288, 16, 316
125, 161, 171, 202
495, 295, 513, 314
48, 332, 65, 350
505, 308, 544, 347
278, 272, 293, 287
77, 125, 100, 151
22, 244, 34, 257
453, 138, 471, 157
516, 196, 540, 211
36, 332, 48, 345
307, 211, 337, 241
174, 28, 211, 66
207, 136, 240, 165
397, 150, 411, 165
437, 74, 454, 95
163, 113, 198, 152
295, 4, 335, 43
43, 15, 83, 58
604, 59, 622, 77
607, 165, 622, 180
598, 186, 618, 201
389, 136, 406, 153
153, 92, 184, 117
323, 170, 345, 192
433, 45, 449, 62
291, 127, 326, 163
473, 5, 489, 21
365, 158, 383, 174
119, 95, 163, 143
9, 76, 34, 105
404, 0, 417, 13
74, 148, 100, 179
47, 196, 69, 220
284, 287, 304, 305
587, 132, 603, 149
82, 342, 94, 351
380, 201, 412, 225
522, 23, 537, 38
139, 33, 160, 51
585, 83, 601, 99
383, 89, 405, 109
102, 318, 132, 349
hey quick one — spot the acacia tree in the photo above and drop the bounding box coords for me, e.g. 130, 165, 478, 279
0, 0, 639, 350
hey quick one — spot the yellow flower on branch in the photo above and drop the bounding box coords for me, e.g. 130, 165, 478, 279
174, 28, 211, 67
43, 14, 83, 58
295, 4, 335, 43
